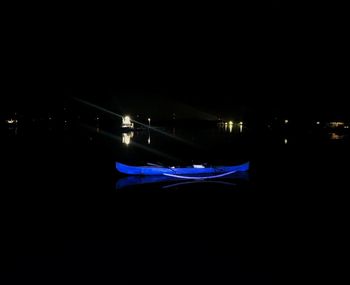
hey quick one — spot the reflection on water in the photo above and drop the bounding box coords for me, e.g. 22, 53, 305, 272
330, 132, 344, 140
221, 122, 243, 134
162, 180, 237, 189
122, 131, 153, 145
7, 125, 18, 136
229, 124, 233, 133
122, 132, 134, 145
116, 172, 249, 190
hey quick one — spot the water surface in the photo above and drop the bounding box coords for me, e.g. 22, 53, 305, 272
2, 121, 349, 284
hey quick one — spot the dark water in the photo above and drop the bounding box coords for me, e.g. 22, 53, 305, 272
2, 122, 349, 284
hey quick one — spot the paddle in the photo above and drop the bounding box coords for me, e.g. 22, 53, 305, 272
146, 163, 164, 168
163, 170, 238, 180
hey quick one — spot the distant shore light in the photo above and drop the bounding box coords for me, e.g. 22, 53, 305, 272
123, 116, 131, 124
6, 119, 18, 124
329, 122, 344, 128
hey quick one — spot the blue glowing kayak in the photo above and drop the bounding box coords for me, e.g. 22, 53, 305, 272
116, 162, 249, 176
116, 171, 249, 189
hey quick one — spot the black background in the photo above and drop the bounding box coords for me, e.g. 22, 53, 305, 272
2, 1, 348, 114
2, 1, 349, 284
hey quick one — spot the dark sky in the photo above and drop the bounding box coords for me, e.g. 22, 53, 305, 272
2, 1, 348, 119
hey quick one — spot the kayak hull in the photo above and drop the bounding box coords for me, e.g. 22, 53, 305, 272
116, 162, 249, 176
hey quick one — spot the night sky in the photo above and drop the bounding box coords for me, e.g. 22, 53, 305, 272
2, 1, 348, 119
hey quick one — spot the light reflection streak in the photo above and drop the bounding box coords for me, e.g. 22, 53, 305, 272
74, 98, 198, 148
330, 133, 344, 140
229, 124, 233, 133
122, 132, 134, 145
81, 124, 179, 162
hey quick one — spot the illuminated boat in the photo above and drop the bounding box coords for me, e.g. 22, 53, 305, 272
116, 162, 249, 177
121, 116, 134, 132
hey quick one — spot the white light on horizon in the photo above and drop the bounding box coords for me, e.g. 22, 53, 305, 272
123, 116, 131, 125
122, 116, 134, 129
6, 119, 17, 124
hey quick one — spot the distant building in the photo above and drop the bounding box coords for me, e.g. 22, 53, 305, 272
121, 116, 134, 130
